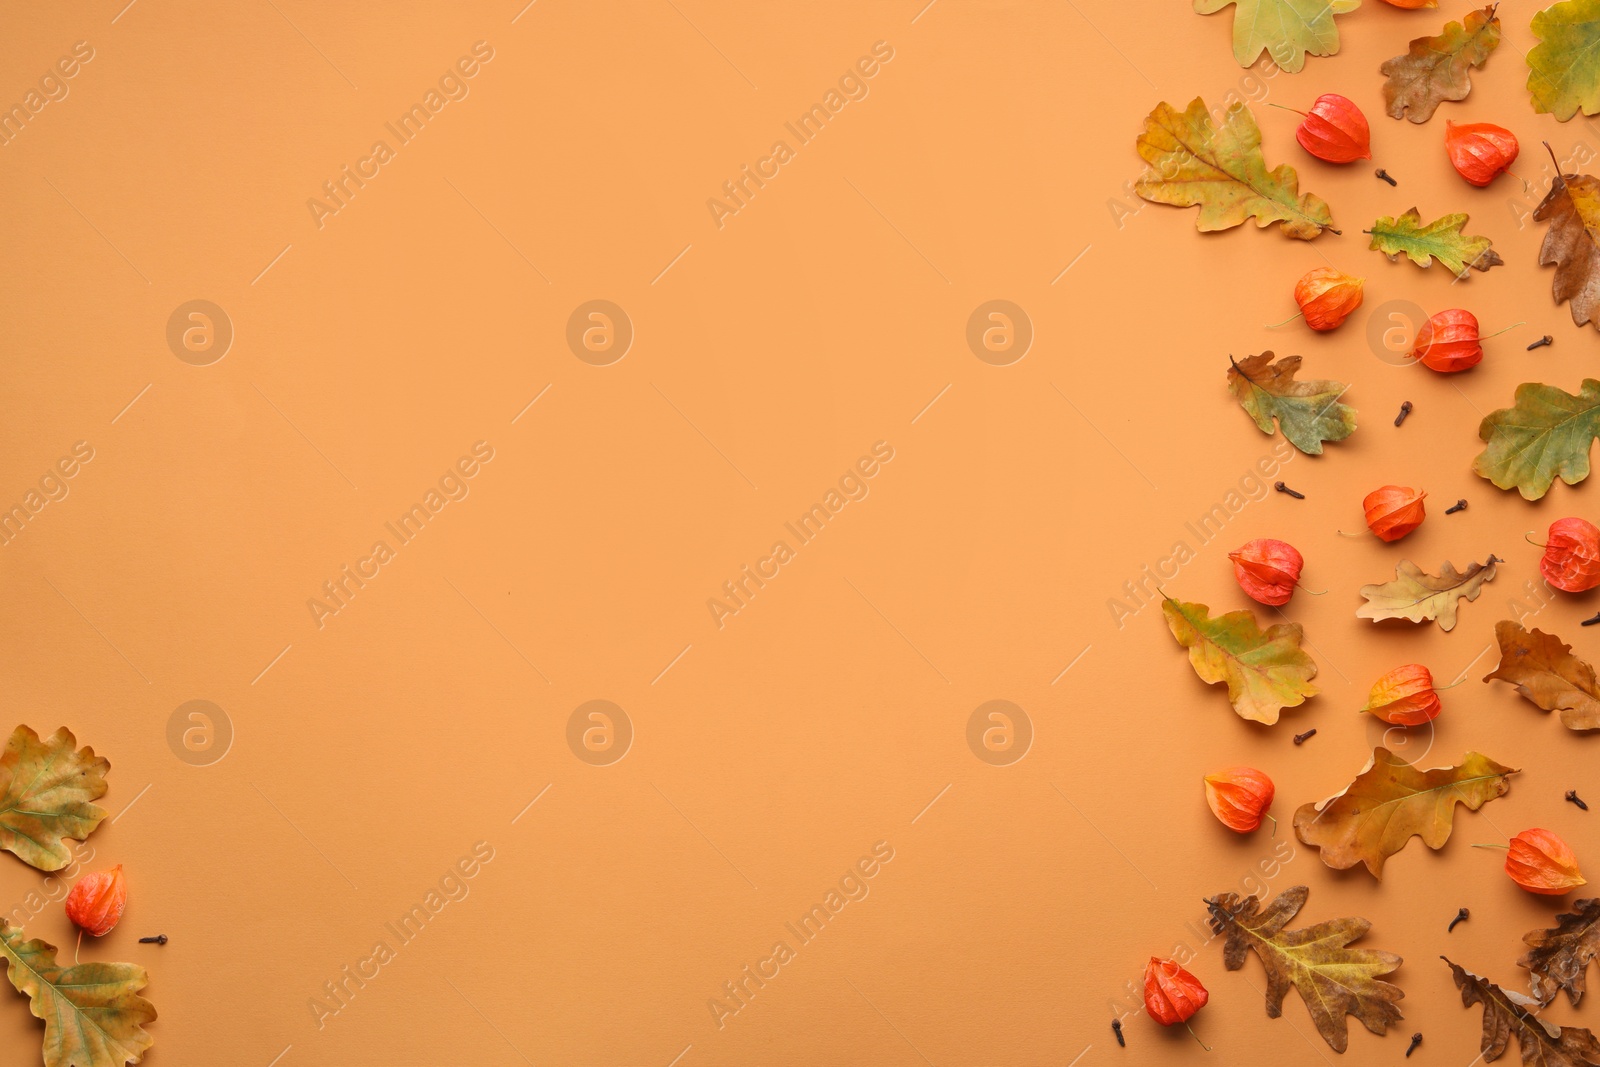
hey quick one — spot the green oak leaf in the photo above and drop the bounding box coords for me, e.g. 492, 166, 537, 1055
0, 726, 109, 872
1367, 207, 1502, 278
1163, 597, 1318, 724
1194, 0, 1360, 73
1474, 379, 1600, 500
1, 920, 156, 1067
1529, 0, 1600, 121
1226, 352, 1355, 455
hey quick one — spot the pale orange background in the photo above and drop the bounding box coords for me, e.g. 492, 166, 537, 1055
2, 1, 1599, 1064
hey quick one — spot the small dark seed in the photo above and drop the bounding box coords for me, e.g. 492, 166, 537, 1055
1376, 168, 1398, 186
1583, 611, 1600, 627
1528, 335, 1554, 350
1445, 499, 1468, 514
1112, 1019, 1125, 1047
1293, 729, 1317, 745
1274, 481, 1305, 499
1448, 908, 1469, 932
1394, 401, 1413, 427
1569, 790, 1589, 812
138, 935, 167, 945
1406, 1032, 1423, 1057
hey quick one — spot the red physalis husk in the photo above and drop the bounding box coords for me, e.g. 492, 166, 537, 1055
1413, 309, 1484, 372
1228, 538, 1304, 606
1540, 518, 1600, 593
1505, 829, 1587, 895
1380, 0, 1437, 6
1445, 121, 1519, 187
1291, 94, 1371, 163
1203, 767, 1274, 833
1144, 957, 1209, 1026
1361, 664, 1442, 725
1291, 268, 1364, 331
65, 864, 127, 937
1364, 485, 1426, 542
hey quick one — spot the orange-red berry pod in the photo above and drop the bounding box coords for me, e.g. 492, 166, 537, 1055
1361, 664, 1442, 725
1413, 309, 1483, 373
1203, 767, 1274, 833
1364, 485, 1426, 542
1540, 518, 1600, 593
65, 864, 127, 937
1293, 94, 1371, 163
1292, 268, 1364, 331
1380, 0, 1437, 6
1228, 538, 1304, 606
1505, 829, 1587, 895
1144, 957, 1209, 1026
1445, 121, 1519, 187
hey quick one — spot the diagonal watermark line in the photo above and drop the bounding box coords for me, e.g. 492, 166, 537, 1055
652, 643, 693, 685
663, 0, 757, 88
265, 1045, 293, 1067
843, 177, 951, 284
111, 383, 152, 424
843, 977, 935, 1067
44, 578, 150, 683
652, 243, 693, 285
511, 383, 553, 424
1061, 0, 1157, 88
445, 577, 551, 683
251, 782, 359, 890
651, 381, 758, 489
111, 783, 153, 824
252, 244, 293, 285
265, 0, 359, 90
1052, 781, 1159, 891
1051, 243, 1093, 284
1051, 381, 1158, 490
111, 0, 140, 23
843, 577, 951, 683
652, 782, 759, 890
911, 783, 951, 824
910, 0, 939, 23
44, 178, 151, 284
511, 783, 552, 824
445, 978, 536, 1065
665, 1044, 693, 1067
511, 0, 539, 22
911, 383, 951, 425
1051, 644, 1093, 684
252, 383, 359, 490
252, 644, 292, 685
1067, 1044, 1092, 1067
444, 177, 551, 283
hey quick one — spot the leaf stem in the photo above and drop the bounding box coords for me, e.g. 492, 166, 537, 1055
1471, 842, 1509, 850
1265, 311, 1305, 329
1185, 1023, 1212, 1052
1480, 321, 1526, 342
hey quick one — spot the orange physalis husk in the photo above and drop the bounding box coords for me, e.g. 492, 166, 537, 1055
1203, 767, 1274, 834
65, 864, 127, 937
1502, 829, 1587, 895
1414, 309, 1485, 373
1144, 957, 1210, 1049
1538, 518, 1600, 593
1361, 664, 1444, 725
1282, 268, 1364, 332
1287, 94, 1371, 163
1445, 121, 1519, 187
1380, 0, 1436, 6
1228, 538, 1305, 606
1364, 485, 1426, 542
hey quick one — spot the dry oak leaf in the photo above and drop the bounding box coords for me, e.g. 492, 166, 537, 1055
1535, 170, 1600, 330
1529, 0, 1600, 121
1483, 621, 1600, 730
1205, 885, 1403, 1053
0, 726, 109, 872
1367, 207, 1503, 278
1194, 0, 1360, 73
1379, 5, 1502, 122
1356, 556, 1498, 632
1521, 898, 1600, 1008
1135, 98, 1335, 240
1293, 747, 1516, 878
1475, 380, 1600, 499
1444, 957, 1600, 1066
1161, 597, 1318, 725
1226, 352, 1355, 455
0, 920, 155, 1067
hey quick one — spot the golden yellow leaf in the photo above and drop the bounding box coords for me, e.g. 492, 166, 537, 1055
0, 920, 155, 1067
1162, 598, 1318, 724
0, 726, 109, 872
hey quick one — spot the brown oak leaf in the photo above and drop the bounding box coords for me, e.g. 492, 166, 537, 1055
1206, 885, 1403, 1053
1536, 170, 1600, 330
1483, 621, 1600, 730
1294, 747, 1516, 878
1521, 899, 1600, 1008
1445, 957, 1600, 1066
1356, 556, 1498, 631
1379, 5, 1501, 123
